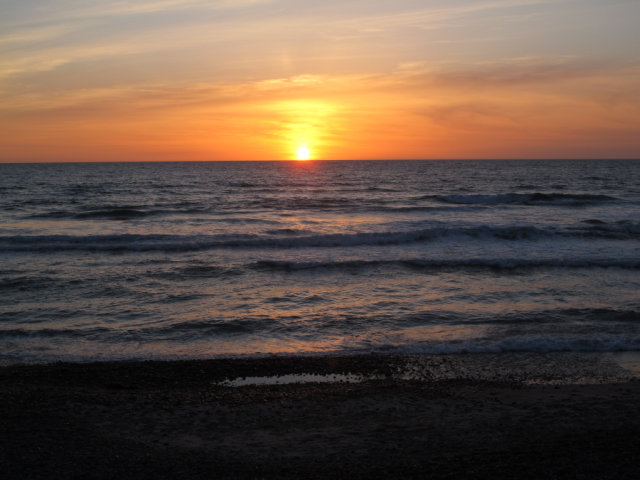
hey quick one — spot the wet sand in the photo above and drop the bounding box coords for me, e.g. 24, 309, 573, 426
2, 352, 640, 479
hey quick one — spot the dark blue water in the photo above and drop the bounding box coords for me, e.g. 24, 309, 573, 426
1, 160, 639, 361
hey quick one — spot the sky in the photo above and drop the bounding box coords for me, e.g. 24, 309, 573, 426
1, 0, 639, 161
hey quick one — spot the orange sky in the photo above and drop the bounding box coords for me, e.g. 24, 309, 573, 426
1, 1, 639, 161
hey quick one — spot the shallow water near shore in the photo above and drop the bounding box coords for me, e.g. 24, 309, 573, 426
216, 352, 640, 387
611, 351, 640, 374
1, 160, 639, 361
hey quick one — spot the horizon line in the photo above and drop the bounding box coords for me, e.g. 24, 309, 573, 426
2, 158, 640, 165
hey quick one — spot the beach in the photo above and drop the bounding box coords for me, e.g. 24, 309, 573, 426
3, 352, 640, 479
2, 160, 639, 479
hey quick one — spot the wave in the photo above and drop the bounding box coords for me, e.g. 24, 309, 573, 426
378, 205, 487, 214
0, 327, 111, 339
12, 192, 628, 222
485, 308, 640, 325
26, 205, 212, 220
0, 319, 281, 342
74, 208, 148, 219
252, 258, 640, 272
2, 223, 640, 253
432, 192, 619, 206
381, 334, 640, 355
3, 308, 639, 358
23, 208, 289, 223
264, 228, 311, 236
0, 275, 58, 289
576, 220, 640, 238
248, 197, 364, 211
148, 264, 242, 280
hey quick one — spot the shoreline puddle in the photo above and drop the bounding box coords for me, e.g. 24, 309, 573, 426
220, 373, 382, 387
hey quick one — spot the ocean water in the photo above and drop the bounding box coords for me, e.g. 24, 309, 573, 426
1, 160, 639, 362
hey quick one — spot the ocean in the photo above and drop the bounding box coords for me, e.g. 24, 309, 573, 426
1, 159, 639, 362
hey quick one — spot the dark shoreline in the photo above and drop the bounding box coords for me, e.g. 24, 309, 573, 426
2, 352, 640, 479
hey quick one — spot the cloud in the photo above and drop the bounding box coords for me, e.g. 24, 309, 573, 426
330, 0, 562, 33
0, 24, 75, 48
2, 50, 639, 161
0, 0, 283, 82
0, 0, 570, 83
431, 63, 603, 88
392, 57, 640, 102
4, 59, 639, 117
6, 0, 276, 26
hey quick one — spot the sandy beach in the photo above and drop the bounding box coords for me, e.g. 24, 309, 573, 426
2, 352, 640, 479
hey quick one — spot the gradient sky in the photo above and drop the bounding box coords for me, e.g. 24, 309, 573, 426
1, 0, 639, 161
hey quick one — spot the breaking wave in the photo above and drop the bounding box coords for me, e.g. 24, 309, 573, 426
3, 222, 639, 253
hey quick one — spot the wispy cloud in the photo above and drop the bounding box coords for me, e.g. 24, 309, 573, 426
5, 0, 276, 27
5, 59, 638, 117
331, 0, 562, 33
407, 58, 609, 88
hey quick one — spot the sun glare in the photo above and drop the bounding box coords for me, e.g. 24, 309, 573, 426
296, 144, 311, 160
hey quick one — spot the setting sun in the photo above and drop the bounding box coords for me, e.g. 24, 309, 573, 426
296, 145, 311, 160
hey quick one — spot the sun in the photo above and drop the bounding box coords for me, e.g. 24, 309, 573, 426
296, 144, 311, 160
